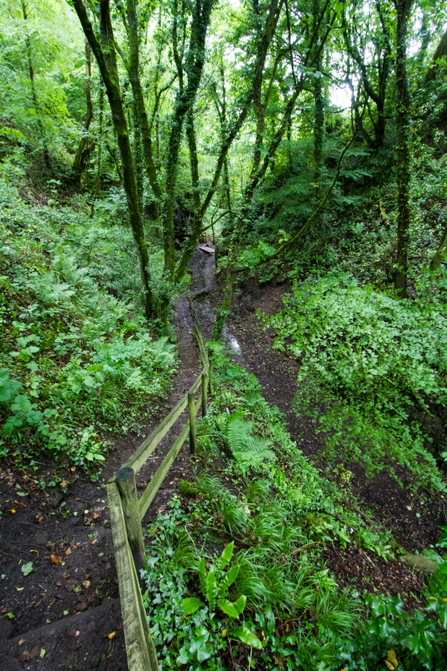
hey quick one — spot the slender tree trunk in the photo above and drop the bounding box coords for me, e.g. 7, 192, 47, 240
426, 28, 447, 81
173, 108, 202, 282
72, 0, 154, 321
394, 0, 413, 298
132, 98, 144, 209
95, 85, 104, 195
72, 41, 94, 184
125, 0, 162, 204
313, 0, 324, 223
21, 0, 51, 172
163, 0, 216, 276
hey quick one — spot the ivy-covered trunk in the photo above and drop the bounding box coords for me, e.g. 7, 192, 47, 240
394, 0, 413, 298
312, 0, 324, 225
125, 0, 162, 205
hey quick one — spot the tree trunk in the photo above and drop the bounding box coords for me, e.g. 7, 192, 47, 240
72, 41, 94, 184
125, 0, 162, 205
426, 28, 447, 81
163, 0, 216, 276
394, 0, 413, 298
21, 0, 51, 172
72, 0, 154, 321
430, 224, 447, 272
173, 108, 202, 282
313, 0, 324, 222
95, 85, 104, 195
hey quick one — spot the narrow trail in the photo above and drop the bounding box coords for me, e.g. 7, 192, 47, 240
0, 248, 216, 671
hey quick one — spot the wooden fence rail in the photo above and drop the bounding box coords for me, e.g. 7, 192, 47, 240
108, 326, 211, 671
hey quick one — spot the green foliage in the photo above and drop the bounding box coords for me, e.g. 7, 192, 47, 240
0, 179, 176, 471
223, 412, 276, 472
262, 273, 447, 490
141, 499, 228, 670
143, 351, 402, 670
182, 542, 263, 649
0, 0, 84, 170
340, 531, 447, 670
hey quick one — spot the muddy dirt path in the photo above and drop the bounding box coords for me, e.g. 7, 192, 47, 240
0, 248, 216, 671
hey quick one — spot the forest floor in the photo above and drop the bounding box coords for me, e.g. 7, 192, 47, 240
1, 250, 446, 671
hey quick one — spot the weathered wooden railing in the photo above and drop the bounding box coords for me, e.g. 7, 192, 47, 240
107, 325, 211, 671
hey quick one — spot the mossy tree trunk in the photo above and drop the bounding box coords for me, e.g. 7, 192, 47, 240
312, 0, 324, 225
72, 0, 154, 321
72, 41, 94, 185
21, 0, 52, 173
163, 0, 216, 277
125, 0, 163, 206
394, 0, 413, 298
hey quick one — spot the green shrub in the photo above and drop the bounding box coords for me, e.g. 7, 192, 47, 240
0, 180, 176, 472
262, 273, 447, 490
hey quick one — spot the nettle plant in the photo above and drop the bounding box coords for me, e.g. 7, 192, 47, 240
262, 273, 447, 490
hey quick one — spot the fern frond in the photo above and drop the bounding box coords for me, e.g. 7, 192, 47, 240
246, 436, 273, 453
226, 418, 254, 453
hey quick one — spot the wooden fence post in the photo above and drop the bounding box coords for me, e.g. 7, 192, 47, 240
201, 373, 208, 417
188, 392, 196, 454
116, 467, 146, 572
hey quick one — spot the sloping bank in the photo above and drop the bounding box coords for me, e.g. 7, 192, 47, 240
140, 345, 447, 671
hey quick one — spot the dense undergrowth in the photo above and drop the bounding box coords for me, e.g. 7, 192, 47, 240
261, 272, 447, 493
142, 349, 447, 670
0, 179, 176, 473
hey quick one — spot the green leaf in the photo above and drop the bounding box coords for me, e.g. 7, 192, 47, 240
234, 594, 247, 615
216, 541, 234, 570
182, 597, 204, 615
230, 625, 263, 648
437, 603, 447, 629
198, 558, 207, 594
221, 564, 239, 591
189, 626, 212, 661
11, 394, 33, 413
217, 598, 239, 618
0, 370, 21, 402
204, 567, 218, 610
21, 561, 35, 576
